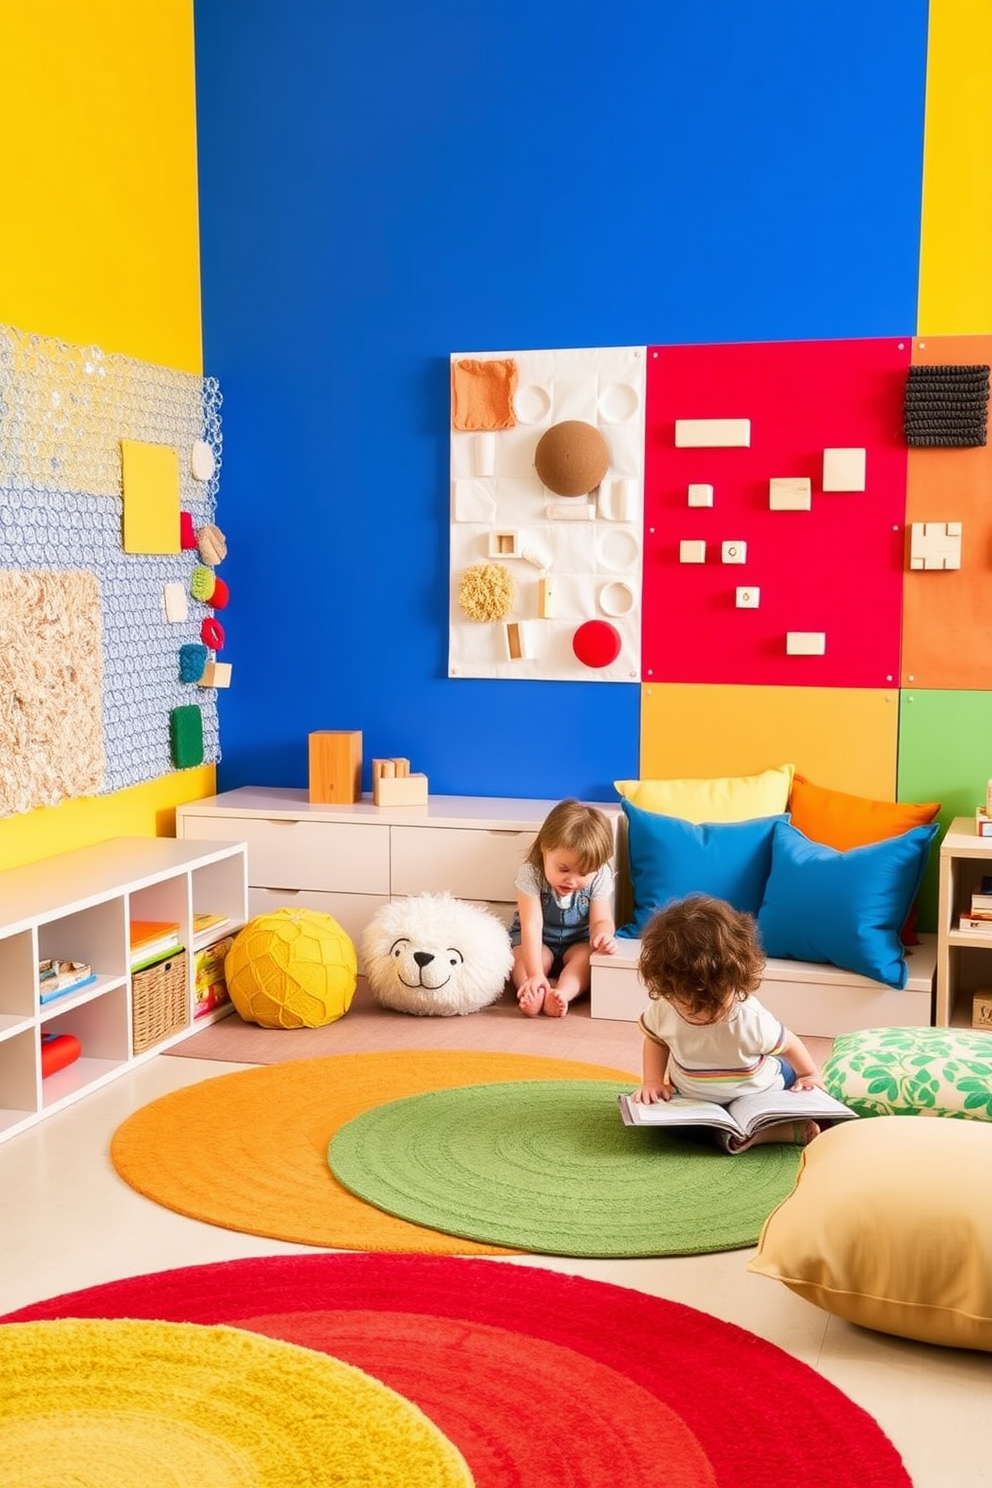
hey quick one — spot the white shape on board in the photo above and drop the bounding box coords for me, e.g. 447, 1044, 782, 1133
768, 477, 811, 511
721, 540, 747, 564
191, 440, 215, 482
680, 539, 707, 564
909, 521, 962, 570
599, 477, 638, 521
452, 479, 498, 523
473, 432, 496, 476
736, 587, 760, 608
163, 582, 188, 622
786, 631, 826, 655
674, 418, 751, 448
687, 483, 713, 507
599, 580, 636, 616
513, 384, 552, 424
822, 447, 866, 492
598, 382, 640, 423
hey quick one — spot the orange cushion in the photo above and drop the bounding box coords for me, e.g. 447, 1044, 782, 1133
788, 775, 940, 852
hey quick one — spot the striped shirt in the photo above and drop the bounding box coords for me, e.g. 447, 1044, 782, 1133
640, 994, 787, 1102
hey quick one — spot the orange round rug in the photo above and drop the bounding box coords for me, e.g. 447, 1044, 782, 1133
110, 1050, 631, 1253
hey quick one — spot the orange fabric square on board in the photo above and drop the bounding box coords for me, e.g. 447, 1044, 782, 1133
451, 358, 518, 431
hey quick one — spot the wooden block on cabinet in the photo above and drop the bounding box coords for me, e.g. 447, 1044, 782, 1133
309, 730, 362, 804
373, 772, 429, 807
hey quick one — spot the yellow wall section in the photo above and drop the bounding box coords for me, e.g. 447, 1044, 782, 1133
640, 684, 899, 800
0, 0, 212, 872
917, 0, 992, 334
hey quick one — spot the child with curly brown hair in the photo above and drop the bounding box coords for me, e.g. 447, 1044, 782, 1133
510, 799, 618, 1018
631, 893, 823, 1152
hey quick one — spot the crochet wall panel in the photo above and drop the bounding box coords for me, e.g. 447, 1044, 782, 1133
0, 325, 223, 816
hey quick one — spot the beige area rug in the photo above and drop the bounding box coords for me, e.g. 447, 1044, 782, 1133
111, 1050, 635, 1254
0, 1317, 471, 1487
171, 976, 833, 1071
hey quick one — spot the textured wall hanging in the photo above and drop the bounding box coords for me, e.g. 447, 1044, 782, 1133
0, 324, 223, 814
448, 346, 645, 682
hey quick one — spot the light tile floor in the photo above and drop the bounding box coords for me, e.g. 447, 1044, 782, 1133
2, 1051, 990, 1486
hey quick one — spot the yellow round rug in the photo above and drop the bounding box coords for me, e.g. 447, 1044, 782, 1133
0, 1317, 471, 1487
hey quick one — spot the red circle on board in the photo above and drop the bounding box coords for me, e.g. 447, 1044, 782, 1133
572, 619, 621, 668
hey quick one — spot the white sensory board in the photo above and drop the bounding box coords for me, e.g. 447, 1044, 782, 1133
448, 346, 645, 682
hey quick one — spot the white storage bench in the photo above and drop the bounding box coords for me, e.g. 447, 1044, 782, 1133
590, 934, 937, 1037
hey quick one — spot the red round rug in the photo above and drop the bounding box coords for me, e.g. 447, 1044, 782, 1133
2, 1255, 908, 1488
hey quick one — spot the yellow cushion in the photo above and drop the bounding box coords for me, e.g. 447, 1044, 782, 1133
788, 774, 940, 851
614, 765, 794, 824
748, 1117, 992, 1351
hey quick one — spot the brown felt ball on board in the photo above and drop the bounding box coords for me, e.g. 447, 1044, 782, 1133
534, 421, 610, 496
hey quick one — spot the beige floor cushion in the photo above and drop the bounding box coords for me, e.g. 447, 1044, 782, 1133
748, 1116, 992, 1350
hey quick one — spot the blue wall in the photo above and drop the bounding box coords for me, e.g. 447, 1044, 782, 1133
193, 0, 929, 801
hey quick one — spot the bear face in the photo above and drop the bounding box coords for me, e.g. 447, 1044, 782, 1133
361, 893, 513, 1016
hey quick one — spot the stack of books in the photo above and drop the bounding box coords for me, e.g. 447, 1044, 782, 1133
959, 878, 992, 932
129, 919, 183, 972
38, 959, 96, 1005
192, 911, 231, 941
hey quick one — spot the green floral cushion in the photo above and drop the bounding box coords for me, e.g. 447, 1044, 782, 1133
823, 1026, 992, 1120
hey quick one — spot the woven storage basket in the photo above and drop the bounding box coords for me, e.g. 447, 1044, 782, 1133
131, 950, 189, 1055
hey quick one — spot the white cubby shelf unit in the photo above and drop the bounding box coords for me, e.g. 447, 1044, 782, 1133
0, 836, 248, 1145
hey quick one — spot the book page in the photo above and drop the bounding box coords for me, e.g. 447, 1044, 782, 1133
726, 1085, 857, 1137
618, 1094, 741, 1135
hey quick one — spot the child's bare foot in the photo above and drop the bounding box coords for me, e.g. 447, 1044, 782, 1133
725, 1120, 820, 1154
543, 987, 570, 1017
517, 986, 546, 1017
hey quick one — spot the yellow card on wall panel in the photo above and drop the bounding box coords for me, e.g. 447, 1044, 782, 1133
640, 684, 898, 801
121, 440, 180, 553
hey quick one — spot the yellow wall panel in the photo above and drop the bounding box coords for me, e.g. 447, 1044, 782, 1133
918, 0, 992, 334
0, 0, 211, 870
0, 0, 202, 372
640, 684, 898, 800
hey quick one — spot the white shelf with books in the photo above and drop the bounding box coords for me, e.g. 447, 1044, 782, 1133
0, 836, 249, 1145
937, 816, 992, 1030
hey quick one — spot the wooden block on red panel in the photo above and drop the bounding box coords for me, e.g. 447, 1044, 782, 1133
736, 587, 760, 608
373, 772, 428, 807
674, 418, 751, 447
786, 631, 826, 655
687, 483, 714, 507
823, 447, 866, 491
721, 540, 747, 564
679, 539, 706, 563
769, 477, 811, 510
902, 336, 992, 688
643, 338, 909, 689
309, 729, 362, 804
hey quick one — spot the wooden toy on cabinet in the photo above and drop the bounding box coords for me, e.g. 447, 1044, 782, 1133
372, 757, 429, 807
309, 730, 362, 804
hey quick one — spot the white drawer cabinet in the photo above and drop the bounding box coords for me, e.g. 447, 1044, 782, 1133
177, 788, 622, 955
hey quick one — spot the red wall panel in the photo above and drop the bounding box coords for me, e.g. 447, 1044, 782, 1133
642, 337, 910, 688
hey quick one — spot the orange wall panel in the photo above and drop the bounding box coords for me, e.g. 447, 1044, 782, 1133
901, 335, 992, 689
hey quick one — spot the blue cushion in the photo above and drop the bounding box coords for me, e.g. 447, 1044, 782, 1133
756, 820, 939, 988
617, 801, 787, 938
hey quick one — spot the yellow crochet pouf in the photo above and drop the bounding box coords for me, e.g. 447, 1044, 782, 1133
225, 908, 357, 1028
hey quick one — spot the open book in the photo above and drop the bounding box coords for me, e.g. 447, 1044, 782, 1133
618, 1084, 858, 1140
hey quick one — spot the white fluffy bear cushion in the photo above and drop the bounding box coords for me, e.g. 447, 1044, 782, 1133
361, 892, 513, 1016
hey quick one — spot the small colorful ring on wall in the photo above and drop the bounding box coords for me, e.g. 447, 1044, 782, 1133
201, 617, 226, 650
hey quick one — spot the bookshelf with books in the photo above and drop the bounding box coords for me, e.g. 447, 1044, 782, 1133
937, 817, 992, 1031
0, 837, 248, 1144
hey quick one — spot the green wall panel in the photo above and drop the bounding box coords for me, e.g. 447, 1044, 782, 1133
898, 689, 992, 929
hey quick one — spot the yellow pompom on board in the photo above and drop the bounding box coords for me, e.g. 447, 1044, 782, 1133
225, 908, 358, 1028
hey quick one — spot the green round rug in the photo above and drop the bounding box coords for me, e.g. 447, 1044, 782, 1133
327, 1080, 803, 1257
